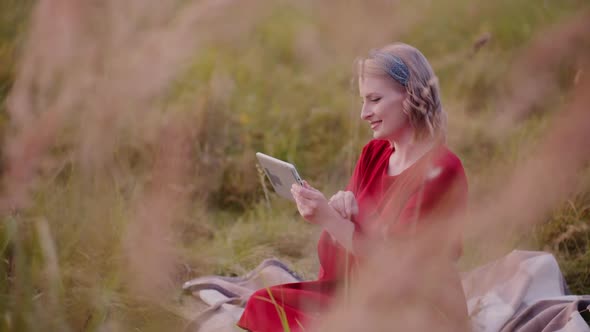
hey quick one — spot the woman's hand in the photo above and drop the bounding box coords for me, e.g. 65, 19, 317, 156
328, 190, 358, 220
292, 181, 356, 252
291, 181, 341, 226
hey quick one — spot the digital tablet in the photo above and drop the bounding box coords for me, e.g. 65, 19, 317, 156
256, 152, 304, 201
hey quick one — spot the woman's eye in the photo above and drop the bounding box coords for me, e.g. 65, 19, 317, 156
370, 97, 381, 102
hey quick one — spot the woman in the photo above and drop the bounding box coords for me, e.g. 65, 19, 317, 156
237, 43, 468, 331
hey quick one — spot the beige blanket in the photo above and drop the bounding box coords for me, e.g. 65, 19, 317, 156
182, 251, 590, 332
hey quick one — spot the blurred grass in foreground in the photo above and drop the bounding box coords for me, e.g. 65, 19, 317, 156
0, 0, 589, 330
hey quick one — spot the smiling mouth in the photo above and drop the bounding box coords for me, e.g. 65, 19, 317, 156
370, 121, 382, 129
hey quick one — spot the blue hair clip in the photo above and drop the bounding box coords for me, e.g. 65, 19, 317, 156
370, 51, 410, 87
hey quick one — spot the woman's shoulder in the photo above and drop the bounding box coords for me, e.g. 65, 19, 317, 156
358, 139, 391, 165
361, 139, 391, 157
438, 147, 464, 170
428, 145, 467, 182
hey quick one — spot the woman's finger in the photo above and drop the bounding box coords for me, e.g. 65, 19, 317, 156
292, 190, 306, 211
344, 191, 359, 216
344, 192, 353, 218
329, 191, 349, 219
293, 191, 318, 219
294, 185, 322, 201
328, 191, 342, 203
292, 187, 315, 208
330, 194, 347, 219
342, 193, 350, 219
302, 180, 322, 194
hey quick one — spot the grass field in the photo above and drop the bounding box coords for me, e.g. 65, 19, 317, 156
1, 0, 589, 330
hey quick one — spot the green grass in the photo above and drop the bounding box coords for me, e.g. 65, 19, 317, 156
532, 189, 590, 295
0, 0, 589, 330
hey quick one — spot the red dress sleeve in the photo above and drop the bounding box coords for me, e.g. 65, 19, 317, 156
316, 141, 376, 279
344, 141, 375, 194
344, 140, 388, 254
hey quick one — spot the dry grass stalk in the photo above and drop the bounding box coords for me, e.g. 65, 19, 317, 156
493, 9, 590, 132
124, 119, 194, 302
1, 0, 264, 212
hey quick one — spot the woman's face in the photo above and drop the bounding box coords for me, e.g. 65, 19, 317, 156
358, 74, 411, 142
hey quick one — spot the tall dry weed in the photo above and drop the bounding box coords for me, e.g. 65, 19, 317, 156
124, 119, 194, 302
0, 0, 269, 330
2, 0, 265, 211
467, 10, 590, 258
1, 0, 589, 331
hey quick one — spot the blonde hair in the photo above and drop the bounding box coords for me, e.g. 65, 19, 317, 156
358, 43, 447, 141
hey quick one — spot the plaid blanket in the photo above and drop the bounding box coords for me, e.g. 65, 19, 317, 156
183, 251, 590, 331
463, 250, 590, 332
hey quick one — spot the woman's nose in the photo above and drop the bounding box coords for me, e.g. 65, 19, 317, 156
360, 104, 373, 120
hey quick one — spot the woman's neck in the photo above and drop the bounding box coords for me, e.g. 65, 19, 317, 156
388, 131, 435, 176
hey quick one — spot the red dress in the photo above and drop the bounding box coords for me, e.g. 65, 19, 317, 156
237, 139, 468, 331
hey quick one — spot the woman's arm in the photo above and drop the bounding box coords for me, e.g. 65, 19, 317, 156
290, 140, 383, 254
